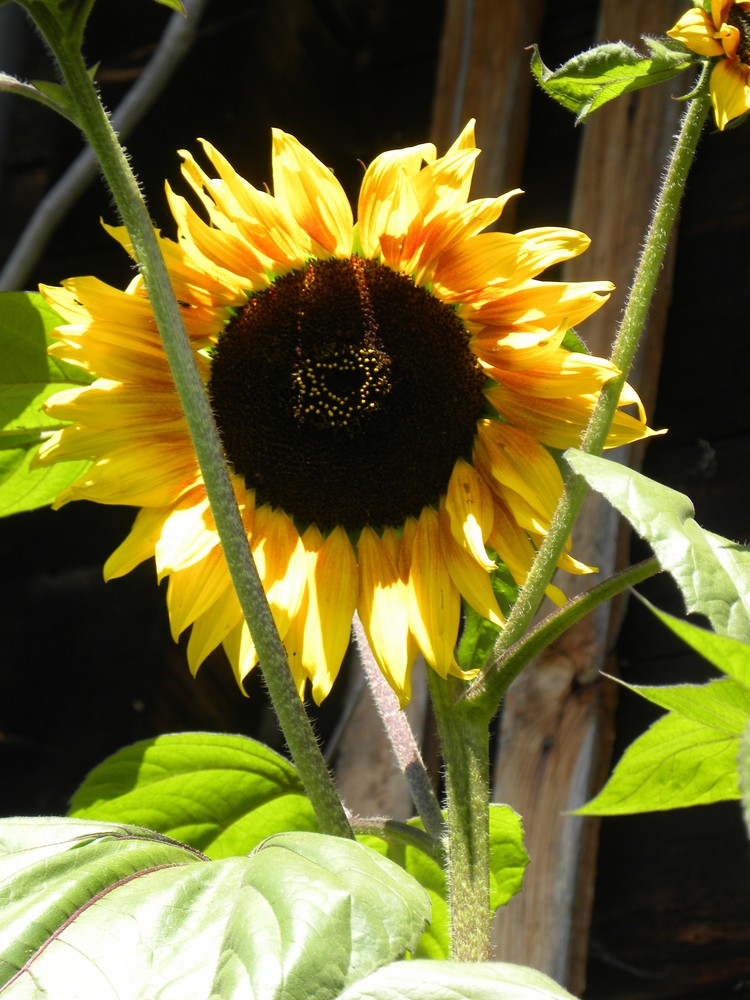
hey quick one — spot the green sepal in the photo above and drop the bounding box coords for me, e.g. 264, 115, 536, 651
0, 291, 94, 517
12, 0, 97, 49
530, 37, 695, 123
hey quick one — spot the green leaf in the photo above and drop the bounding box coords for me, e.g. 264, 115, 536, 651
154, 0, 185, 9
360, 805, 528, 959
69, 732, 320, 857
0, 819, 429, 997
338, 959, 576, 999
530, 38, 694, 122
576, 710, 741, 815
616, 676, 750, 735
565, 449, 750, 641
637, 597, 750, 689
0, 291, 94, 516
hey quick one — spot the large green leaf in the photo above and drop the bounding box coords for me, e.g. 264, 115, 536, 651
361, 805, 528, 959
338, 959, 575, 999
530, 37, 693, 123
739, 717, 750, 839
0, 819, 429, 998
566, 449, 750, 641
0, 291, 93, 515
69, 732, 320, 857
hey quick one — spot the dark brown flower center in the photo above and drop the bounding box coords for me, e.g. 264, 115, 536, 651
208, 256, 486, 532
729, 4, 750, 63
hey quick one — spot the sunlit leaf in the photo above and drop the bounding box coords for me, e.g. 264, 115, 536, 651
576, 710, 740, 815
0, 819, 428, 997
530, 38, 693, 122
69, 732, 319, 857
566, 449, 750, 641
0, 291, 93, 515
338, 959, 576, 999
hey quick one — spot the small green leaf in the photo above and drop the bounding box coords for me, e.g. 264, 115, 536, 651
360, 804, 528, 959
0, 819, 429, 997
616, 676, 750, 735
69, 732, 320, 857
0, 291, 94, 516
153, 0, 185, 10
638, 596, 750, 689
338, 959, 576, 999
530, 38, 694, 122
565, 449, 750, 641
576, 710, 740, 815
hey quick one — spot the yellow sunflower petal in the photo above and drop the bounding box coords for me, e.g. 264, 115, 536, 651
298, 525, 358, 706
710, 57, 750, 129
486, 351, 620, 399
357, 525, 418, 707
104, 506, 171, 579
405, 508, 461, 677
445, 457, 495, 569
166, 545, 233, 640
486, 383, 658, 450
667, 7, 724, 56
271, 129, 353, 256
187, 586, 243, 676
439, 505, 503, 626
154, 495, 220, 577
357, 141, 435, 259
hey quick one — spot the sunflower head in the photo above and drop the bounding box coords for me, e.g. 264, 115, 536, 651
37, 123, 657, 706
668, 0, 750, 129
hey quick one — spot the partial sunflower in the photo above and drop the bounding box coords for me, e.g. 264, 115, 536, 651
668, 0, 750, 129
37, 123, 656, 707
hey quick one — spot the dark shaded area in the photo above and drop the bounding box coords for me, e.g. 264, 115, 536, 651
1, 2, 748, 997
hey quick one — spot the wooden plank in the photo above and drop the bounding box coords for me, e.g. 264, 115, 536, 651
491, 2, 687, 992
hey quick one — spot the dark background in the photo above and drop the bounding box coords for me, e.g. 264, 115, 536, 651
0, 2, 748, 997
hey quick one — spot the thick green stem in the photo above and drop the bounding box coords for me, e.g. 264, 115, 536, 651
428, 672, 492, 961
46, 34, 351, 838
471, 74, 712, 715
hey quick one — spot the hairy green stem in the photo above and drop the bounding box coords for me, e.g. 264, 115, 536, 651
43, 28, 351, 838
472, 72, 711, 715
428, 672, 492, 961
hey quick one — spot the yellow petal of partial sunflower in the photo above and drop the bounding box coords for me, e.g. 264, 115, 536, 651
405, 508, 461, 678
155, 496, 220, 577
486, 383, 659, 450
444, 457, 495, 569
488, 351, 621, 399
104, 506, 171, 579
251, 505, 307, 637
357, 142, 435, 258
357, 525, 418, 707
469, 278, 613, 332
470, 326, 567, 370
515, 227, 592, 274
710, 57, 750, 130
299, 525, 358, 706
271, 129, 354, 256
439, 505, 503, 626
667, 7, 724, 56
187, 585, 243, 676
475, 420, 564, 531
431, 231, 529, 301
166, 545, 233, 640
487, 500, 567, 606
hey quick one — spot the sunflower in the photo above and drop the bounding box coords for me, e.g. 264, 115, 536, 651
37, 123, 655, 706
668, 0, 750, 129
